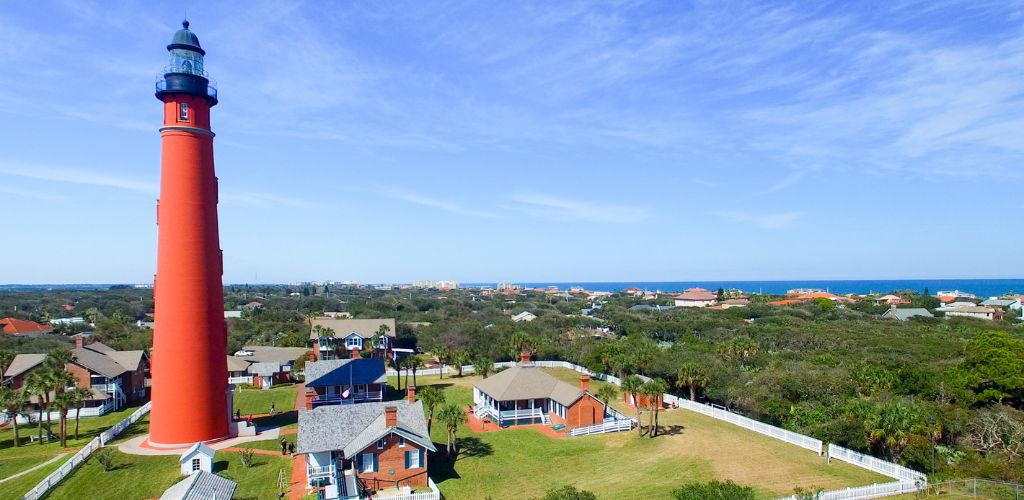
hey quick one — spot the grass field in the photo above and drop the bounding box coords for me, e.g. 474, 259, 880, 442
41, 449, 291, 500
405, 369, 889, 499
0, 403, 147, 500
233, 385, 296, 416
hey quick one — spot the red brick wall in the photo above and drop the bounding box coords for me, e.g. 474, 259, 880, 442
355, 433, 429, 492
66, 362, 92, 390
567, 394, 605, 428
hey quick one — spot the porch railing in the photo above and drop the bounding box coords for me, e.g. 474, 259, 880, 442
228, 376, 253, 384
307, 463, 337, 480
498, 408, 545, 420
312, 391, 384, 406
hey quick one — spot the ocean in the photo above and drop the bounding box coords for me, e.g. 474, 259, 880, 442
463, 279, 1024, 297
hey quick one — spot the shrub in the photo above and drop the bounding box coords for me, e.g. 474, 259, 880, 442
91, 448, 116, 472
239, 448, 256, 468
672, 480, 755, 500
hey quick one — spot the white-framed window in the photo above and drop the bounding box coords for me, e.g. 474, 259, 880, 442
399, 437, 405, 448
360, 452, 375, 473
406, 450, 421, 468
179, 102, 189, 121
377, 438, 386, 449
345, 336, 362, 350
191, 458, 201, 471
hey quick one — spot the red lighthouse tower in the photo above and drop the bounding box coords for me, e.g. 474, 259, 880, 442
150, 20, 229, 447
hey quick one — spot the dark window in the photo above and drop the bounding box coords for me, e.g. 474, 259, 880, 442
179, 102, 189, 121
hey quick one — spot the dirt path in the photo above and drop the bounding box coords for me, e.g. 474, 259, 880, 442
0, 452, 71, 484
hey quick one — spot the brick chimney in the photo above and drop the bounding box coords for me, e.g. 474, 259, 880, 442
580, 375, 590, 392
74, 335, 84, 349
350, 347, 361, 359
385, 406, 397, 428
311, 340, 320, 361
407, 385, 416, 404
304, 388, 315, 411
519, 352, 531, 364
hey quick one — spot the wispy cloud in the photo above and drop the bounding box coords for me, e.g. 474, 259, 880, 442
718, 211, 802, 229
0, 163, 156, 193
508, 193, 650, 224
220, 190, 327, 210
375, 187, 497, 218
0, 184, 69, 202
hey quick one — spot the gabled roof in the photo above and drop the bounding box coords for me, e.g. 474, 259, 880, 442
3, 353, 46, 378
237, 346, 308, 364
882, 308, 934, 320
674, 289, 717, 301
297, 401, 435, 455
225, 356, 251, 372
309, 318, 396, 340
474, 365, 586, 406
71, 346, 127, 379
160, 471, 236, 500
304, 359, 386, 388
105, 350, 146, 371
980, 298, 1018, 307
0, 318, 51, 335
249, 362, 281, 377
179, 442, 216, 462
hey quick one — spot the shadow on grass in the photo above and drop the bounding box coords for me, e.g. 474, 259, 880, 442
214, 460, 229, 473
656, 424, 686, 436
456, 436, 493, 459
386, 383, 454, 399
254, 411, 297, 430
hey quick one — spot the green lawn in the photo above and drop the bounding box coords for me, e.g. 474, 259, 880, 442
233, 385, 296, 416
238, 435, 294, 453
0, 455, 70, 500
0, 403, 147, 498
406, 370, 889, 500
44, 449, 292, 500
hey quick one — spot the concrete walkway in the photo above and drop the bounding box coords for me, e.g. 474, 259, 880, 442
0, 452, 72, 484
289, 383, 308, 499
117, 429, 281, 456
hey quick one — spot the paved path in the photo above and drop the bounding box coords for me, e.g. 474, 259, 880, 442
0, 452, 71, 484
289, 383, 307, 499
118, 429, 281, 456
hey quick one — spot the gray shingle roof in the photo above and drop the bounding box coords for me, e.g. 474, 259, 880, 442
3, 353, 45, 378
238, 346, 309, 364
980, 299, 1018, 307
883, 308, 934, 321
309, 318, 396, 340
72, 346, 127, 379
249, 362, 281, 377
474, 365, 586, 406
297, 401, 435, 455
106, 350, 145, 371
160, 471, 236, 500
225, 356, 250, 373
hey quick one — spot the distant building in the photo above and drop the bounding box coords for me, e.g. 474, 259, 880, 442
628, 304, 675, 312
940, 306, 1003, 321
936, 290, 977, 299
980, 298, 1022, 310
0, 318, 52, 336
875, 295, 911, 306
673, 288, 717, 308
309, 318, 396, 360
882, 307, 934, 321
511, 311, 537, 323
227, 346, 310, 388
718, 298, 751, 309
224, 310, 242, 319
49, 317, 88, 326
412, 280, 459, 290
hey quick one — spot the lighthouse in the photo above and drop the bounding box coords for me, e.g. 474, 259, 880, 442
150, 20, 230, 447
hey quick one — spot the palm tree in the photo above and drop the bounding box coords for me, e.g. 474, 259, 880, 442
594, 385, 618, 420
0, 386, 27, 448
641, 378, 667, 438
393, 356, 404, 391
473, 358, 494, 378
52, 390, 74, 447
507, 331, 535, 360
26, 369, 53, 443
676, 363, 709, 401
407, 356, 425, 387
621, 375, 645, 435
434, 346, 449, 380
401, 356, 411, 390
418, 386, 446, 433
435, 404, 466, 459
69, 387, 92, 441
866, 402, 920, 459
451, 350, 470, 377
0, 349, 15, 376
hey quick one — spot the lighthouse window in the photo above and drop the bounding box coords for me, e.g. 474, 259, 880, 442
179, 102, 189, 121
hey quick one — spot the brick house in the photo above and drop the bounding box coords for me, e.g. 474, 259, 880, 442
309, 318, 396, 361
303, 356, 387, 409
472, 354, 610, 429
298, 387, 436, 499
2, 337, 148, 416
227, 346, 310, 388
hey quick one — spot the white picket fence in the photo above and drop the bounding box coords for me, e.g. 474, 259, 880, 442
569, 419, 633, 437
22, 401, 151, 500
663, 394, 824, 455
777, 481, 925, 500
828, 445, 927, 484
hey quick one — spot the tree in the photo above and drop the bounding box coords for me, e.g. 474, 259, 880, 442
52, 390, 74, 447
26, 369, 54, 443
507, 331, 535, 360
957, 331, 1024, 407
407, 355, 425, 387
642, 378, 667, 438
435, 345, 450, 380
0, 349, 15, 376
866, 401, 923, 459
621, 375, 645, 435
451, 350, 471, 377
0, 386, 27, 448
69, 387, 92, 441
539, 485, 597, 500
419, 386, 446, 433
676, 363, 709, 401
473, 358, 494, 378
594, 385, 618, 420
672, 480, 756, 500
435, 404, 466, 459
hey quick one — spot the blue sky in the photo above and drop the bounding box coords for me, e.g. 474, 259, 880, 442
1, 1, 1022, 284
